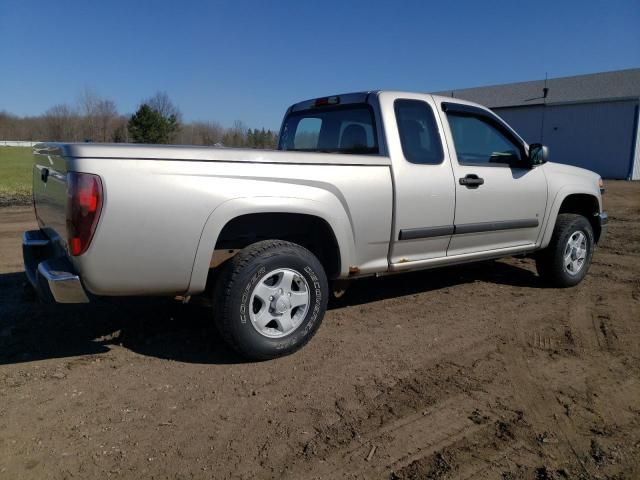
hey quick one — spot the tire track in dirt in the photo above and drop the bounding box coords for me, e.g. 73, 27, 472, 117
283, 341, 503, 479
287, 395, 481, 479
494, 279, 640, 479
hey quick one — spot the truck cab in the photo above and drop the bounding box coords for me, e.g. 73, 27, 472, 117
279, 91, 605, 270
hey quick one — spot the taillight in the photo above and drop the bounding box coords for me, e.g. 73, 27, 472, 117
314, 96, 340, 107
66, 172, 103, 256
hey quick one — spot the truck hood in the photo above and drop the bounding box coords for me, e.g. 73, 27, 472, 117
543, 161, 600, 182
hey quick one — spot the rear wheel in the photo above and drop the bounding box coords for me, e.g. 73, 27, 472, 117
536, 213, 594, 287
213, 240, 328, 360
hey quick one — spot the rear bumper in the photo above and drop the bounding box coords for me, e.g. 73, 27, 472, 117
23, 230, 89, 303
597, 212, 608, 243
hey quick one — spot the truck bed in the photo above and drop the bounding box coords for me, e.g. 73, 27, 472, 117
30, 143, 394, 298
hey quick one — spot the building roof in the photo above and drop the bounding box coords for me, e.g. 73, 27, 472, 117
434, 68, 640, 108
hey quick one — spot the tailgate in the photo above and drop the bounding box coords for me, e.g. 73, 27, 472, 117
32, 144, 68, 242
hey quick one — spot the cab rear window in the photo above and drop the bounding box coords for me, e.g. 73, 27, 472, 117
279, 105, 378, 154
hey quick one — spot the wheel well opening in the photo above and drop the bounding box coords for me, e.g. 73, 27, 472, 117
214, 213, 341, 278
558, 194, 601, 242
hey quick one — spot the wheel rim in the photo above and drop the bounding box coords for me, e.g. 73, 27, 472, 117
248, 268, 310, 338
563, 230, 588, 276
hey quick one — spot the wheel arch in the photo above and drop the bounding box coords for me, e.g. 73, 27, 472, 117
187, 197, 356, 294
540, 188, 602, 248
215, 212, 342, 279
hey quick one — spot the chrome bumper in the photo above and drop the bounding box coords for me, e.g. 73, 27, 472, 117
23, 230, 89, 303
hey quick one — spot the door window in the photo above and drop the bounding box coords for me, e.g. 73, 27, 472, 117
447, 113, 522, 166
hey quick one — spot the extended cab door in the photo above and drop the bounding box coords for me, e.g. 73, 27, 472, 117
438, 102, 547, 256
378, 92, 456, 265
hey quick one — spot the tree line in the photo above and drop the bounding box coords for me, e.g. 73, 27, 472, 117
0, 89, 279, 149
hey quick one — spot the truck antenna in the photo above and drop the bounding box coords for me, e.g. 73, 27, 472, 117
540, 72, 548, 142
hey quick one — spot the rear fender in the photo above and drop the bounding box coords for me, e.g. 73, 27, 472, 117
187, 196, 355, 294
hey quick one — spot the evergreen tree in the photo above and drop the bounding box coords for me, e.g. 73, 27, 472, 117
127, 104, 179, 144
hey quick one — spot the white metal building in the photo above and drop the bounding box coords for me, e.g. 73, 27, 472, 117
436, 69, 640, 180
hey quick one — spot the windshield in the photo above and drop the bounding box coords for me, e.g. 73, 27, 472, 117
279, 104, 378, 154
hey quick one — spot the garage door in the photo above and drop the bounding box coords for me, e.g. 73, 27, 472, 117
495, 100, 638, 179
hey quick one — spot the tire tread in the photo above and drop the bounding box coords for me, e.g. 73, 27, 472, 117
536, 213, 594, 287
213, 240, 323, 359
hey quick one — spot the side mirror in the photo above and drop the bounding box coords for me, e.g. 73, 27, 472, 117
528, 143, 548, 166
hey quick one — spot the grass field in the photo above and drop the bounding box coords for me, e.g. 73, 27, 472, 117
0, 147, 32, 206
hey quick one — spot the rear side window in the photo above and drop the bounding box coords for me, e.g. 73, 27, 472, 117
394, 99, 444, 165
279, 105, 378, 154
446, 113, 522, 166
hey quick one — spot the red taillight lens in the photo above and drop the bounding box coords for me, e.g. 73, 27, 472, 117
66, 172, 103, 256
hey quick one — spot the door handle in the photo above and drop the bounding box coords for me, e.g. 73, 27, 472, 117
459, 174, 484, 188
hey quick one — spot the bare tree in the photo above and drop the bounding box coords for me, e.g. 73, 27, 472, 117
0, 111, 19, 140
111, 116, 130, 143
222, 120, 248, 147
145, 92, 182, 123
94, 99, 118, 142
76, 88, 119, 142
78, 88, 99, 141
43, 104, 77, 141
179, 120, 224, 145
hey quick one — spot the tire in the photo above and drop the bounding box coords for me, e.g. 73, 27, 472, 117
535, 213, 595, 287
213, 240, 328, 360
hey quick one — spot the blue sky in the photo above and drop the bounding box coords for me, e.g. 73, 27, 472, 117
1, 0, 638, 129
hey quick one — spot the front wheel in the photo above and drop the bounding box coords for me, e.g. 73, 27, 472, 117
536, 213, 595, 287
213, 240, 328, 360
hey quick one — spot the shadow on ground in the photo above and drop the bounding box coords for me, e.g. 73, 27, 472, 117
0, 259, 544, 366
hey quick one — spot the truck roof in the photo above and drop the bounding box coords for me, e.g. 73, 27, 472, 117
288, 90, 493, 113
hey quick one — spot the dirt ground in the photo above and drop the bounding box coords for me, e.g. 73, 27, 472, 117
1, 181, 638, 480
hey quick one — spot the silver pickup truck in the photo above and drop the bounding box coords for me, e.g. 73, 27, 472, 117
24, 91, 607, 359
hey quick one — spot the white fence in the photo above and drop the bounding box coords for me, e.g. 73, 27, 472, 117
0, 141, 40, 147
